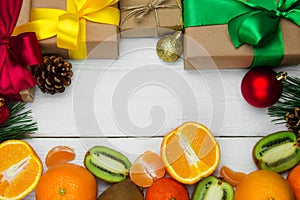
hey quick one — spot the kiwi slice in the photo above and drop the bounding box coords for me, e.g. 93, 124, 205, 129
98, 179, 144, 200
84, 146, 131, 183
253, 131, 300, 173
192, 176, 234, 200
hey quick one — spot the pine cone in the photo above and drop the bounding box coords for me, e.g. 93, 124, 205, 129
285, 107, 300, 135
34, 56, 73, 94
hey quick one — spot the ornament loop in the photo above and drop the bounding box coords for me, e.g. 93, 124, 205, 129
276, 71, 287, 81
0, 98, 5, 108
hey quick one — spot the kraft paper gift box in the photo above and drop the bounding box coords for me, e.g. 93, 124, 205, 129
15, 0, 121, 59
183, 0, 300, 70
119, 0, 182, 38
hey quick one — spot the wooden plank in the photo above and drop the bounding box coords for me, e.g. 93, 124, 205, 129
27, 65, 297, 137
24, 137, 260, 199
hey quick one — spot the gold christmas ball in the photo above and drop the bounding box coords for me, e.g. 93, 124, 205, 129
156, 31, 183, 62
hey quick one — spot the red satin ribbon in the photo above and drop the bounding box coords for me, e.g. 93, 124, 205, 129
0, 0, 42, 101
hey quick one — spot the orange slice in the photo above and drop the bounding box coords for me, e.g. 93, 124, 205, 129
160, 122, 220, 184
0, 140, 43, 199
130, 151, 165, 187
45, 145, 75, 168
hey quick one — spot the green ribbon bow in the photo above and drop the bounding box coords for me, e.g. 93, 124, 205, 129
184, 0, 300, 67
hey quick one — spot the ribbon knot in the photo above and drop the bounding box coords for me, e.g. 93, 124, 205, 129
120, 0, 179, 26
0, 37, 10, 46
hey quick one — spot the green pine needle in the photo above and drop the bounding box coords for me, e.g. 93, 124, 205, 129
268, 76, 300, 123
0, 102, 37, 143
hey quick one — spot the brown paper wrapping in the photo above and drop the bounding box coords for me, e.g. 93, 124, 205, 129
31, 0, 119, 59
184, 19, 300, 70
14, 0, 35, 102
120, 0, 181, 38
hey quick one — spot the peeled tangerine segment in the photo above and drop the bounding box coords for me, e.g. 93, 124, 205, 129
84, 146, 131, 183
45, 145, 75, 168
129, 151, 165, 187
192, 176, 234, 200
253, 131, 300, 173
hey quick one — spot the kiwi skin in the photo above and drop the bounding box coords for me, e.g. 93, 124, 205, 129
252, 131, 300, 173
97, 179, 144, 200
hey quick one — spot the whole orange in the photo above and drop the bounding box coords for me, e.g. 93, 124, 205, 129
36, 163, 97, 200
145, 178, 189, 200
234, 170, 295, 200
288, 165, 300, 200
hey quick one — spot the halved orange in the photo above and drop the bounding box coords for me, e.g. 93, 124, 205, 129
45, 145, 75, 168
130, 151, 165, 187
0, 140, 43, 199
161, 122, 220, 184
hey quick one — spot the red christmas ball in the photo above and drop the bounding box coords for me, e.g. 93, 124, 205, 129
0, 98, 9, 125
241, 67, 284, 108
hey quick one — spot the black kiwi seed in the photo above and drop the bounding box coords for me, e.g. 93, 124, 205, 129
84, 146, 131, 183
192, 176, 234, 200
253, 131, 300, 173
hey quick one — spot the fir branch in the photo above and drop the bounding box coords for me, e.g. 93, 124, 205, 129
0, 102, 37, 143
268, 76, 300, 122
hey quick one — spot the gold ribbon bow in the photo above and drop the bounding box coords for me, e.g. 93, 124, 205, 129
13, 0, 120, 59
120, 0, 179, 35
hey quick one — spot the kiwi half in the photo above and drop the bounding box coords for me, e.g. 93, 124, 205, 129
253, 131, 300, 173
84, 146, 131, 183
192, 176, 234, 200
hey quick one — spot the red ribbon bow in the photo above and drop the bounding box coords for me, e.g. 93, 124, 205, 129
0, 0, 42, 101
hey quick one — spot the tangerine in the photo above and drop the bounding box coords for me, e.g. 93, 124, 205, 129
287, 164, 300, 200
45, 145, 75, 168
145, 177, 189, 200
0, 140, 42, 199
234, 170, 295, 200
161, 122, 220, 184
130, 151, 165, 187
36, 163, 97, 200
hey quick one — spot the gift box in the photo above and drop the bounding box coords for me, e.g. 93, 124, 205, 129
119, 0, 181, 38
14, 0, 120, 59
183, 0, 300, 70
0, 0, 42, 102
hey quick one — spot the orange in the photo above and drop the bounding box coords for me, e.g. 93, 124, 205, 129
145, 177, 189, 200
130, 151, 165, 187
0, 140, 42, 199
36, 163, 97, 200
220, 166, 246, 187
234, 170, 295, 200
45, 145, 75, 168
287, 164, 300, 200
160, 122, 220, 184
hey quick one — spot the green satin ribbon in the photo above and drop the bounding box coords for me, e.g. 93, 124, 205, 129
184, 0, 300, 67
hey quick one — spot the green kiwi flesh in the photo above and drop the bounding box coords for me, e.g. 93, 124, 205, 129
97, 179, 144, 200
253, 131, 300, 173
84, 146, 131, 183
192, 176, 234, 200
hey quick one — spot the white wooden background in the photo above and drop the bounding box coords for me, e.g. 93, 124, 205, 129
23, 38, 300, 199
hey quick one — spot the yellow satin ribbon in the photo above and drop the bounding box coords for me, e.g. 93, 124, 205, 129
13, 0, 120, 59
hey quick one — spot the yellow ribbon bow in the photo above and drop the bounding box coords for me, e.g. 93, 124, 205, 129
13, 0, 120, 59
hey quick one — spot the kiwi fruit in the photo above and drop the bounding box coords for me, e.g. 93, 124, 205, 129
192, 176, 234, 200
97, 179, 144, 200
84, 146, 131, 183
253, 131, 300, 173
